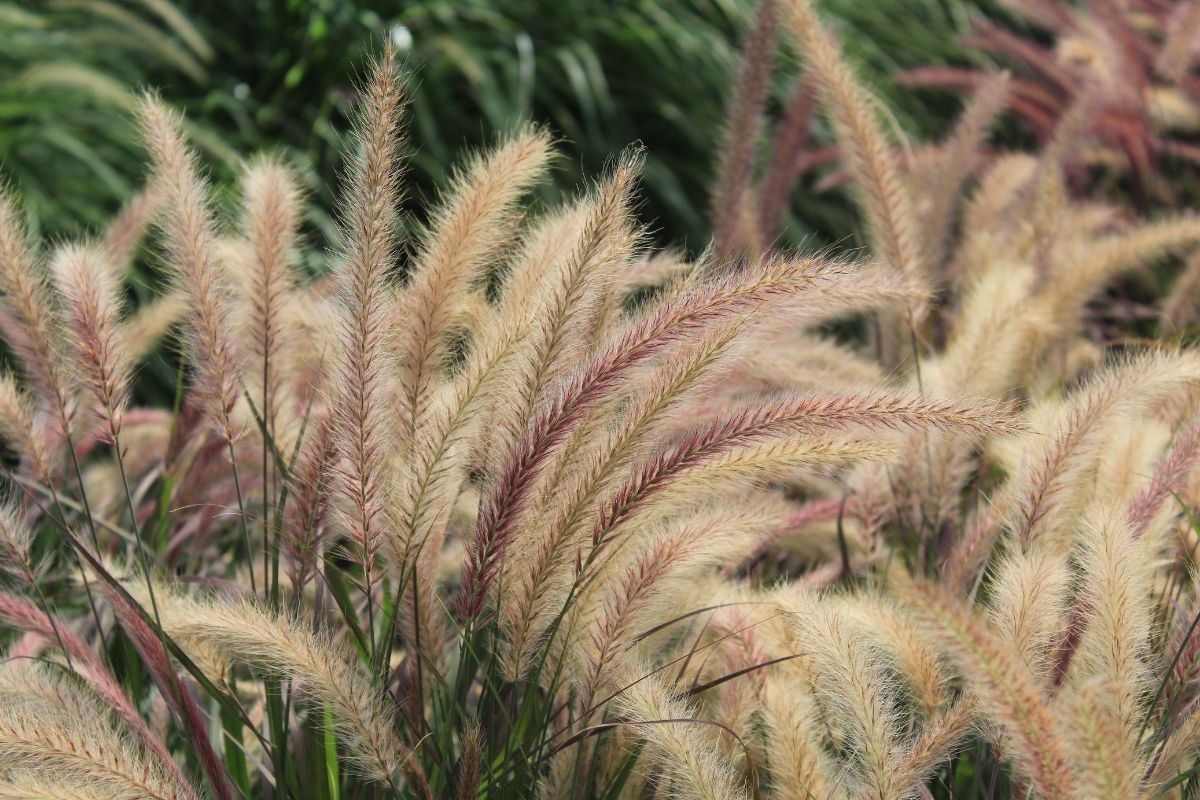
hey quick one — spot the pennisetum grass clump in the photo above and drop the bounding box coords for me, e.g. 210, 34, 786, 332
3, 1, 1200, 797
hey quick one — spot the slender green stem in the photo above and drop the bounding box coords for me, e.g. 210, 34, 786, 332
49, 436, 110, 653
113, 439, 166, 637
227, 436, 258, 596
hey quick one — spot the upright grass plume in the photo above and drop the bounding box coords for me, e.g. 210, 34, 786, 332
137, 96, 243, 444
781, 0, 928, 332
239, 157, 302, 440
492, 149, 645, 451
396, 127, 552, 446
0, 191, 77, 443
712, 0, 778, 260
51, 245, 131, 447
0, 189, 118, 675
328, 46, 406, 643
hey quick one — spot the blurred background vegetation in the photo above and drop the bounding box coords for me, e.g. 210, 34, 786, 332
2, 0, 993, 258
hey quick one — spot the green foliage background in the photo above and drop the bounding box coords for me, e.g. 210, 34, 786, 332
3, 0, 988, 252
